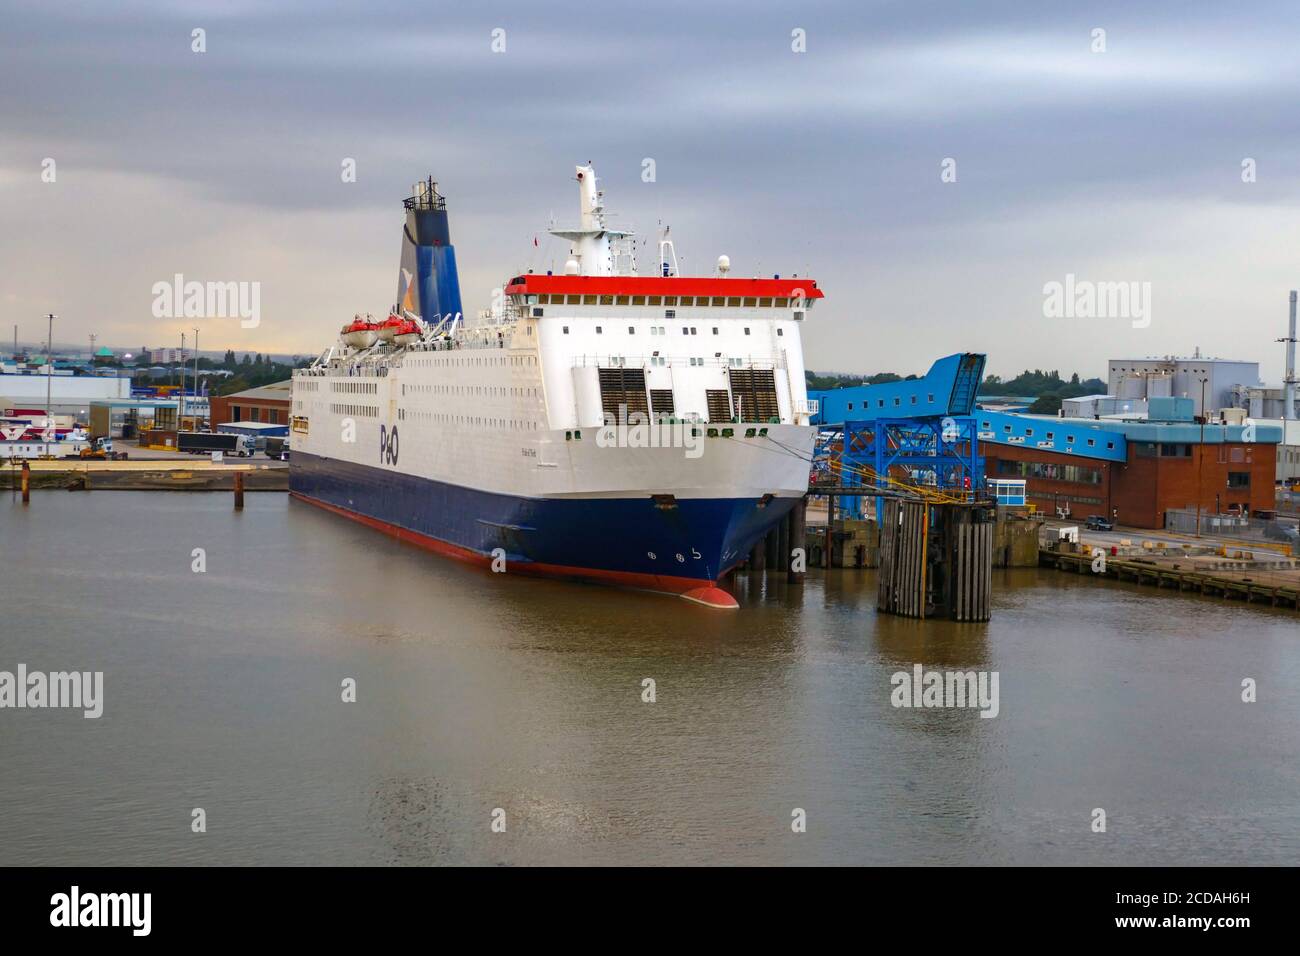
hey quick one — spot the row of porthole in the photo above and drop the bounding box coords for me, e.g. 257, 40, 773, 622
567, 426, 773, 440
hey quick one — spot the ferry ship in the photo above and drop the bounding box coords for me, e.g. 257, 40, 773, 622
290, 166, 823, 608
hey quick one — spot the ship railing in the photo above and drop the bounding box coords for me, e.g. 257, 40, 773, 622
571, 355, 780, 371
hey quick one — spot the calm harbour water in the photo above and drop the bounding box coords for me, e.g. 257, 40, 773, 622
2, 491, 1297, 866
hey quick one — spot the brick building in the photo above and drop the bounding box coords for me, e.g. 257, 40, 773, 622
982, 439, 1276, 527
208, 380, 292, 427
977, 406, 1280, 528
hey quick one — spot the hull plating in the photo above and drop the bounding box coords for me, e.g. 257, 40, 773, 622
290, 451, 797, 595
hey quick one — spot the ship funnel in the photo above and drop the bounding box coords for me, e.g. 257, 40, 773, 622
395, 176, 463, 325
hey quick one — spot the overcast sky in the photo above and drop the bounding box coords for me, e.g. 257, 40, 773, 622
3, 1, 1300, 381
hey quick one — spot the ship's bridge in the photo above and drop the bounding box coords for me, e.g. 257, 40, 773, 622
503, 274, 823, 432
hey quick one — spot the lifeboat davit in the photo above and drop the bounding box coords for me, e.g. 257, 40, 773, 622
341, 314, 378, 349
377, 314, 421, 346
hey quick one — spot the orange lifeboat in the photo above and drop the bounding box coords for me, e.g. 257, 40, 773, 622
340, 314, 379, 349
376, 313, 421, 346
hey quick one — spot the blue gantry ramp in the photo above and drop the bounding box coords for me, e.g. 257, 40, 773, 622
809, 353, 985, 426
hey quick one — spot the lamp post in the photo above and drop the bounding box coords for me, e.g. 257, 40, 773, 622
1195, 376, 1208, 535
43, 313, 55, 458
178, 332, 186, 431
192, 328, 200, 428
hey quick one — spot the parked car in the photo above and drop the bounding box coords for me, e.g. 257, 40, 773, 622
1084, 515, 1114, 531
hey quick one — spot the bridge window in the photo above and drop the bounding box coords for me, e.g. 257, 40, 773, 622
727, 297, 741, 307
616, 296, 630, 305
760, 297, 773, 307
743, 297, 757, 307
649, 296, 663, 306
632, 295, 645, 305
583, 295, 597, 305
712, 297, 726, 306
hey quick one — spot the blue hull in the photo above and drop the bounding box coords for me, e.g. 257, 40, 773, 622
289, 451, 797, 584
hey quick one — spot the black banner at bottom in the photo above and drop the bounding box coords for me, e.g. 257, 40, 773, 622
0, 866, 1282, 941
